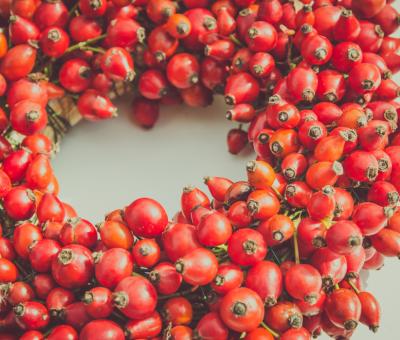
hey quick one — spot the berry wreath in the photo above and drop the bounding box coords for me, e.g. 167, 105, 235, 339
0, 0, 399, 339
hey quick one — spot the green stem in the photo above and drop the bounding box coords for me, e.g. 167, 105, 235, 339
261, 322, 279, 338
65, 33, 107, 54
290, 214, 302, 265
81, 46, 106, 54
212, 244, 228, 255
289, 210, 304, 221
229, 34, 243, 47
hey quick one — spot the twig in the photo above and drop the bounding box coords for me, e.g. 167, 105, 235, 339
347, 279, 360, 294
293, 230, 300, 265
65, 34, 107, 54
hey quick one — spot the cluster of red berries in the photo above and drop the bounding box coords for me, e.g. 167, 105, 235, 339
0, 0, 399, 339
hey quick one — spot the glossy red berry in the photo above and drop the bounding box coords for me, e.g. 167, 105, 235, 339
287, 66, 318, 102
29, 239, 61, 273
14, 301, 49, 331
225, 72, 260, 105
245, 21, 277, 52
358, 291, 381, 332
3, 187, 36, 221
83, 287, 113, 319
124, 197, 168, 238
149, 262, 182, 295
245, 260, 282, 306
101, 47, 135, 82
175, 248, 218, 286
138, 69, 169, 100
285, 181, 313, 209
285, 264, 322, 304
219, 287, 265, 333
349, 63, 382, 94
0, 44, 37, 81
77, 89, 117, 121
211, 262, 244, 296
125, 311, 162, 339
325, 288, 361, 331
311, 247, 347, 288
94, 248, 133, 289
227, 128, 249, 154
307, 186, 336, 220
79, 320, 124, 340
257, 214, 294, 246
51, 245, 94, 289
59, 58, 92, 93
326, 221, 363, 254
132, 238, 160, 268
265, 301, 303, 333
344, 150, 379, 182
0, 257, 18, 283
333, 9, 361, 41
10, 100, 47, 136
301, 34, 333, 65
167, 53, 200, 89
228, 228, 267, 266
352, 202, 391, 236
113, 276, 157, 319
9, 15, 40, 45
39, 27, 69, 58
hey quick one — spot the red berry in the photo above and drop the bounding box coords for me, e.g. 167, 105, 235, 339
79, 320, 124, 340
225, 72, 260, 105
113, 276, 157, 319
14, 302, 49, 331
325, 288, 361, 331
228, 228, 267, 266
245, 21, 277, 52
211, 262, 244, 296
175, 248, 218, 286
51, 245, 94, 289
245, 261, 282, 306
149, 262, 182, 295
265, 301, 303, 333
358, 291, 381, 332
326, 221, 363, 254
124, 198, 168, 238
219, 287, 265, 333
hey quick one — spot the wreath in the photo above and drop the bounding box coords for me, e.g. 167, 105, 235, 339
0, 0, 399, 339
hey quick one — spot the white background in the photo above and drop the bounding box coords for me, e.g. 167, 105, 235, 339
53, 96, 398, 340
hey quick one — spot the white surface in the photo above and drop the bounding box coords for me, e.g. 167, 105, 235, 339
53, 96, 399, 340
53, 96, 253, 221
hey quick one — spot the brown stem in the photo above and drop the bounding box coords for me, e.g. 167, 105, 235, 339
347, 279, 360, 294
